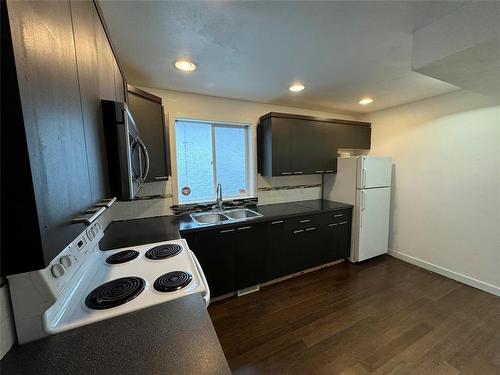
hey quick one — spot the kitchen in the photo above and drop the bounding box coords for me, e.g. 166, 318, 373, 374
1, 1, 499, 374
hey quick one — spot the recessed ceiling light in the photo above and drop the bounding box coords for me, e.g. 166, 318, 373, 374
289, 83, 305, 92
174, 58, 196, 72
358, 98, 374, 105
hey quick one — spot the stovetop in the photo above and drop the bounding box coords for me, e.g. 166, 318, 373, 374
43, 239, 208, 334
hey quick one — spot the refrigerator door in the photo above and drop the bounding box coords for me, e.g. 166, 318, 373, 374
353, 187, 391, 261
356, 156, 392, 189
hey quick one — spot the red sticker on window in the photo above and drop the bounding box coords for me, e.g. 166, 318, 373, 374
181, 186, 191, 196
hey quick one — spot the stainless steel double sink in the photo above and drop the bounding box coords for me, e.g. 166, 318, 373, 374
190, 208, 262, 225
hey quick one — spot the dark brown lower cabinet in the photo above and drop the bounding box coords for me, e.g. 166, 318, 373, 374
181, 209, 352, 298
322, 217, 352, 262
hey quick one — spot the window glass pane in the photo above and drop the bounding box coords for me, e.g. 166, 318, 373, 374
175, 120, 214, 203
214, 126, 247, 197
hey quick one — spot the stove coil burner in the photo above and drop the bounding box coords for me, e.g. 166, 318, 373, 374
154, 271, 192, 292
105, 250, 140, 264
85, 277, 145, 310
145, 244, 182, 260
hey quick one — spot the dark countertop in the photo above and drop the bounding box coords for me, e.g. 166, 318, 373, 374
0, 294, 231, 375
100, 199, 352, 250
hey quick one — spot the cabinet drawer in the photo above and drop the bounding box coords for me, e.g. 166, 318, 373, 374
285, 214, 322, 231
324, 209, 352, 224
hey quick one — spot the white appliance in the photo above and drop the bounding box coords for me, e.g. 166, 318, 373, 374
8, 223, 209, 344
330, 156, 392, 262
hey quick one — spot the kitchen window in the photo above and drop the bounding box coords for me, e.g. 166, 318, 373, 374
175, 119, 251, 204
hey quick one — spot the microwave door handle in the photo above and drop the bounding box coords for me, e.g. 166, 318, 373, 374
137, 137, 150, 181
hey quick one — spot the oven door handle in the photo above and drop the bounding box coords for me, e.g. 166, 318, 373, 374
136, 137, 150, 182
189, 250, 210, 307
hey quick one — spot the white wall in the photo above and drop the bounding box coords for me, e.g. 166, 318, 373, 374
112, 89, 354, 220
361, 90, 500, 295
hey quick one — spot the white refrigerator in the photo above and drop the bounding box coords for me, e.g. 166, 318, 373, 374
330, 156, 392, 262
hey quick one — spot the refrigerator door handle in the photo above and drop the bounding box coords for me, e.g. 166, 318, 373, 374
362, 168, 367, 187
360, 191, 366, 228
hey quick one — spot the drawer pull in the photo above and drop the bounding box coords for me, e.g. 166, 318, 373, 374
339, 221, 348, 225
305, 227, 316, 231
293, 229, 304, 234
328, 223, 339, 227
220, 229, 235, 234
292, 171, 303, 174
271, 220, 284, 225
333, 214, 343, 218
237, 226, 252, 231
299, 219, 311, 223
281, 172, 292, 175
325, 170, 335, 173
315, 170, 324, 174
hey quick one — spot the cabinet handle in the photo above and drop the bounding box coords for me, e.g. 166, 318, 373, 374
299, 219, 311, 223
237, 226, 252, 231
315, 170, 324, 174
220, 229, 235, 234
281, 172, 292, 175
293, 229, 304, 234
325, 170, 334, 173
328, 223, 339, 227
271, 220, 284, 225
333, 214, 343, 218
339, 221, 348, 225
305, 227, 316, 231
292, 171, 303, 174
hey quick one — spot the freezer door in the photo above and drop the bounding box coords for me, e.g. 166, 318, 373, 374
354, 187, 391, 261
356, 156, 392, 188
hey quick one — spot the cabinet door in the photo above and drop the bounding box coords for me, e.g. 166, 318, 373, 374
323, 124, 340, 173
290, 119, 324, 175
335, 220, 351, 259
7, 0, 92, 265
70, 0, 110, 203
322, 213, 352, 262
336, 123, 371, 150
194, 228, 236, 297
234, 223, 266, 289
264, 219, 290, 281
113, 60, 125, 102
180, 232, 197, 250
271, 118, 292, 176
95, 12, 116, 101
290, 226, 324, 271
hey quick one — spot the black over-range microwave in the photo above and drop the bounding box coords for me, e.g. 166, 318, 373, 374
102, 100, 149, 200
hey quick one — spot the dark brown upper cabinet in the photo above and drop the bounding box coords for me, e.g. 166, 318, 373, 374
257, 112, 371, 176
127, 85, 172, 182
1, 0, 126, 276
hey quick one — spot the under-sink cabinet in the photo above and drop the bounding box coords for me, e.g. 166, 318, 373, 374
181, 208, 352, 298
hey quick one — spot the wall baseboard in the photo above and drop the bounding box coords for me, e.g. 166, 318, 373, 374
388, 249, 500, 297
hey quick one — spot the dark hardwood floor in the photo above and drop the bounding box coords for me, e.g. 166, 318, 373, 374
208, 255, 500, 374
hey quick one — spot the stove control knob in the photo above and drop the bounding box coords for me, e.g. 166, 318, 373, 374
59, 255, 72, 268
51, 264, 65, 278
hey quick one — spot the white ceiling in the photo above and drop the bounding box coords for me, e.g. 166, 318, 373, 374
99, 1, 468, 114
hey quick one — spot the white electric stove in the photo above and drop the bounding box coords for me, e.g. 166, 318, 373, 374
8, 222, 210, 344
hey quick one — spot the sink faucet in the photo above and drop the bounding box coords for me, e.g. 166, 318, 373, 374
215, 183, 224, 211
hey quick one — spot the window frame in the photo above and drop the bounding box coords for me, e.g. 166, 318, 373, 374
174, 117, 252, 205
